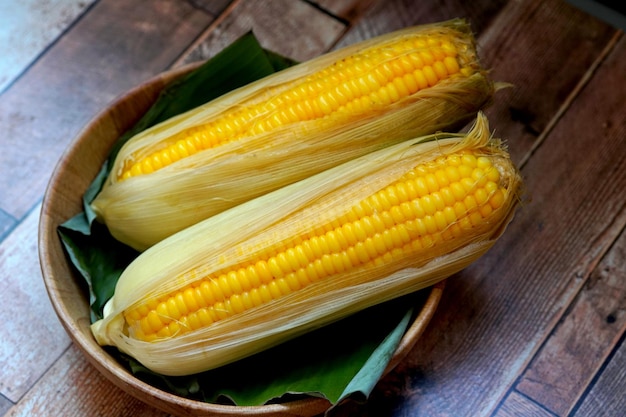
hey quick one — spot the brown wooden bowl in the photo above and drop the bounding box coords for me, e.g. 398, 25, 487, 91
38, 63, 445, 417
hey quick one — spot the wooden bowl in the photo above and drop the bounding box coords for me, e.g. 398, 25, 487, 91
38, 64, 444, 417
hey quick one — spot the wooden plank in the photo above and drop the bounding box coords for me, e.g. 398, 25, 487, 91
0, 0, 213, 221
572, 334, 626, 416
4, 344, 169, 417
477, 0, 618, 165
187, 0, 233, 16
0, 209, 16, 242
176, 0, 346, 66
334, 0, 507, 49
0, 0, 96, 93
0, 393, 12, 417
495, 391, 557, 417
0, 205, 71, 403
355, 6, 626, 417
516, 159, 626, 413
311, 0, 379, 22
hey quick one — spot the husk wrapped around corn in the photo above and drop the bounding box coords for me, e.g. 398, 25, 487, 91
91, 19, 495, 251
91, 113, 522, 376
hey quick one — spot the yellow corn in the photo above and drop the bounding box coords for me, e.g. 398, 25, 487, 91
91, 19, 495, 251
126, 149, 505, 342
91, 113, 522, 376
119, 32, 463, 181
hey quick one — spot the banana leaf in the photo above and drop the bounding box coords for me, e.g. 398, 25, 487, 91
57, 31, 428, 409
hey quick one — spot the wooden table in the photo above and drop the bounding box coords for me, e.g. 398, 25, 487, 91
1, 0, 625, 415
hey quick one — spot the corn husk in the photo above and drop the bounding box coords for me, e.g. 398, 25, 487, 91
91, 113, 522, 376
91, 19, 495, 251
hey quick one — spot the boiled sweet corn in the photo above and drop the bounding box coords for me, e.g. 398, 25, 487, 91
91, 19, 495, 251
91, 113, 522, 376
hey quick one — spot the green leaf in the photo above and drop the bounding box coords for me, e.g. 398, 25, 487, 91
59, 219, 139, 321
337, 305, 414, 403
82, 161, 109, 227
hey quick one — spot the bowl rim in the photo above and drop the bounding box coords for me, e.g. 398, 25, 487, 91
37, 63, 445, 416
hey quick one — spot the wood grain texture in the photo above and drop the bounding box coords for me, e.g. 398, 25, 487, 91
0, 0, 95, 93
573, 335, 626, 417
0, 205, 71, 402
0, 210, 15, 243
4, 345, 168, 417
0, 0, 212, 221
0, 395, 11, 417
477, 0, 618, 165
517, 220, 626, 417
495, 391, 557, 417
518, 220, 626, 414
333, 0, 507, 49
176, 0, 346, 66
188, 0, 234, 16
311, 0, 379, 21
516, 46, 626, 410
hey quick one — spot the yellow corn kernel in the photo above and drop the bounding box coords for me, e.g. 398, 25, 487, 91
91, 19, 494, 251
91, 113, 522, 376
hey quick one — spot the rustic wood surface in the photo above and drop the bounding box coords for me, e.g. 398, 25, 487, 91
1, 0, 624, 416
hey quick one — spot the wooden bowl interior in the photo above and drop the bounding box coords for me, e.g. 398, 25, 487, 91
38, 65, 443, 417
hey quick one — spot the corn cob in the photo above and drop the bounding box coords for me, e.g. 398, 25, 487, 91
91, 19, 494, 251
91, 113, 522, 376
